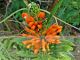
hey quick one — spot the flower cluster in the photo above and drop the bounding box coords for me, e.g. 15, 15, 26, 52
22, 12, 45, 32
21, 11, 62, 54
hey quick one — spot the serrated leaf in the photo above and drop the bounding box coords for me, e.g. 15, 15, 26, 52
16, 50, 34, 58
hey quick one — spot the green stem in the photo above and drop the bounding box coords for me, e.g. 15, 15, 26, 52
0, 8, 27, 24
4, 2, 11, 31
54, 16, 58, 25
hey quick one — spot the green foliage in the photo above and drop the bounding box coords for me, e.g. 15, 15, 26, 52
9, 0, 27, 22
0, 36, 74, 60
9, 0, 26, 13
57, 0, 80, 26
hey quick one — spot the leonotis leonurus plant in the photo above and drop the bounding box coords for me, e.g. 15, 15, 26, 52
20, 2, 62, 54
21, 13, 62, 54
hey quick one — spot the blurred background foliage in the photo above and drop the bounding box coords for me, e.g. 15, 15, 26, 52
57, 0, 80, 27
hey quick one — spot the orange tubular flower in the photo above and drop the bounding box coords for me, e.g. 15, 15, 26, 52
22, 40, 32, 45
24, 27, 37, 35
20, 33, 37, 39
37, 24, 42, 29
22, 13, 28, 19
38, 12, 45, 18
26, 44, 32, 48
33, 41, 41, 54
54, 40, 61, 44
26, 16, 34, 23
42, 39, 46, 52
31, 25, 36, 30
28, 22, 34, 27
46, 24, 62, 35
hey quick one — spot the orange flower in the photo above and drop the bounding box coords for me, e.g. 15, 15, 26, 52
37, 24, 42, 29
28, 22, 34, 27
38, 12, 45, 18
26, 44, 32, 48
35, 29, 39, 32
54, 40, 61, 44
46, 39, 55, 44
20, 33, 36, 38
33, 48, 39, 54
24, 27, 39, 36
42, 39, 47, 52
22, 40, 32, 45
31, 25, 36, 30
57, 26, 62, 33
22, 13, 28, 19
26, 16, 34, 23
46, 24, 62, 35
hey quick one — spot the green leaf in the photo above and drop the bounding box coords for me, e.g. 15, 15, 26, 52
3, 38, 15, 50
16, 50, 34, 58
59, 52, 72, 60
48, 56, 57, 60
33, 57, 41, 60
61, 40, 74, 46
0, 51, 8, 60
62, 45, 73, 52
47, 0, 63, 27
16, 50, 28, 57
13, 37, 27, 44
